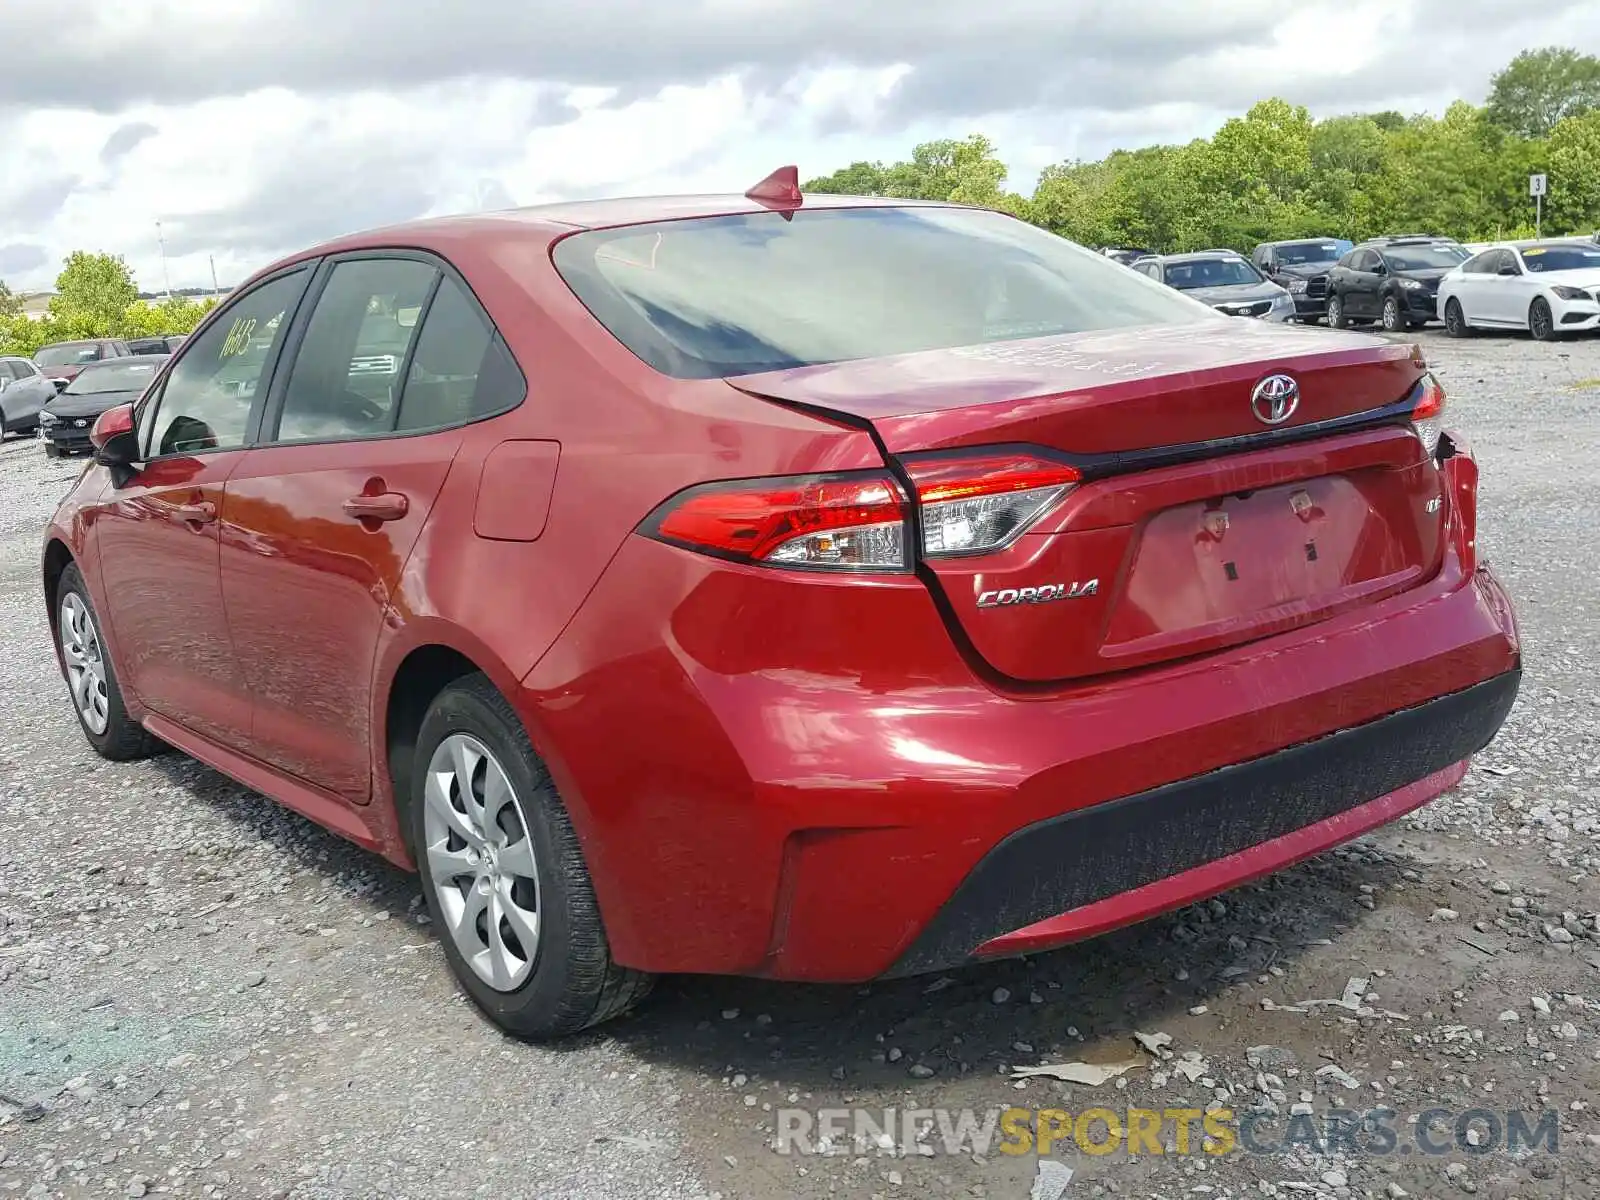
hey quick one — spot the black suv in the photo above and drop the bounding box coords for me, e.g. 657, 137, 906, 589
1250, 238, 1353, 322
1326, 237, 1470, 332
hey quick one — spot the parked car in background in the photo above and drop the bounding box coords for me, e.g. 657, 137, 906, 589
0, 356, 55, 436
1326, 238, 1470, 332
1250, 238, 1354, 322
43, 184, 1518, 1039
127, 335, 188, 355
1133, 250, 1295, 320
1438, 241, 1600, 340
32, 339, 133, 389
1098, 246, 1157, 267
38, 356, 168, 457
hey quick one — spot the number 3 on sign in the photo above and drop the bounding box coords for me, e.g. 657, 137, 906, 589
219, 316, 257, 359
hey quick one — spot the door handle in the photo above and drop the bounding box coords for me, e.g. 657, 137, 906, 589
343, 492, 409, 523
172, 500, 217, 526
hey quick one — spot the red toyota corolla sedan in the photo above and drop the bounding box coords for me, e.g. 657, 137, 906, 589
43, 174, 1520, 1038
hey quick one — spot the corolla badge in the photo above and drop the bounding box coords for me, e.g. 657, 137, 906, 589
977, 581, 1099, 608
1251, 373, 1300, 425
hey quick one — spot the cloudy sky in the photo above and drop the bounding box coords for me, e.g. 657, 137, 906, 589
1, 0, 1595, 294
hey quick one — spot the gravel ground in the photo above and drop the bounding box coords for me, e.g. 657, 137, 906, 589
2, 327, 1598, 1200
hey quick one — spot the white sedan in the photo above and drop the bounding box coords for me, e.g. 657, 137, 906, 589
1438, 241, 1600, 340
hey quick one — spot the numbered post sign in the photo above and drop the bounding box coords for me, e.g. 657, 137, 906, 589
1529, 174, 1548, 198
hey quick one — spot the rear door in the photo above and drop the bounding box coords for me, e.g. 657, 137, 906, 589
219, 253, 515, 802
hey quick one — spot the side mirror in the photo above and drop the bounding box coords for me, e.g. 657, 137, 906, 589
1373, 262, 1387, 275
1498, 264, 1520, 276
52, 378, 68, 393
90, 403, 140, 467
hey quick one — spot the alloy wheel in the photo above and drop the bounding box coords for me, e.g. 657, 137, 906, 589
422, 733, 542, 992
1383, 297, 1401, 332
59, 593, 110, 735
1328, 296, 1343, 328
1445, 300, 1465, 337
1530, 299, 1554, 341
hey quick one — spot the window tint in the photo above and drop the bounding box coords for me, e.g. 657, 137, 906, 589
274, 258, 437, 443
1164, 258, 1262, 289
145, 269, 308, 458
396, 276, 525, 432
1521, 245, 1600, 272
1462, 252, 1493, 275
14, 360, 35, 378
553, 207, 1212, 380
1384, 244, 1470, 271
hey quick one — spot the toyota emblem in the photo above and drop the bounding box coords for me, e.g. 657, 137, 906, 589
1251, 374, 1300, 425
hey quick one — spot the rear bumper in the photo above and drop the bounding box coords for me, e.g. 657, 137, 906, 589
890, 670, 1517, 975
519, 447, 1518, 982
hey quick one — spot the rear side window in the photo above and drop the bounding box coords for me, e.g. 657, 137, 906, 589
552, 206, 1210, 380
395, 276, 525, 432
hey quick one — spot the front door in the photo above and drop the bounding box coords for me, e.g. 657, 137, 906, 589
94, 267, 312, 750
219, 254, 463, 802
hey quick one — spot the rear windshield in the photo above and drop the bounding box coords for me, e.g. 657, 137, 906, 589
1164, 258, 1263, 289
64, 360, 161, 395
552, 206, 1213, 379
1520, 245, 1600, 272
35, 342, 104, 367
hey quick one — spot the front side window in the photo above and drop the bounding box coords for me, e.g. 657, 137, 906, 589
12, 359, 36, 378
553, 206, 1211, 380
1461, 252, 1495, 275
273, 257, 437, 443
145, 269, 309, 457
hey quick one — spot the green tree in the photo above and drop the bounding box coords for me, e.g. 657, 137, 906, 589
1486, 47, 1600, 138
807, 135, 1028, 215
1544, 109, 1600, 233
803, 160, 889, 195
50, 251, 139, 333
0, 281, 19, 319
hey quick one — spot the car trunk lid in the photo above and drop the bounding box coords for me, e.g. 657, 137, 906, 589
731, 322, 1443, 682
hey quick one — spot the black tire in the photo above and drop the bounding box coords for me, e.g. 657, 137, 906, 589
1529, 297, 1557, 341
54, 563, 163, 761
1444, 299, 1472, 338
1327, 294, 1347, 329
1381, 295, 1405, 333
410, 673, 653, 1038
44, 443, 60, 458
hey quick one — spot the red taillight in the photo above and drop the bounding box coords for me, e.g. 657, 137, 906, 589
643, 453, 1081, 571
644, 472, 909, 571
1412, 374, 1446, 457
905, 454, 1081, 557
1413, 374, 1444, 422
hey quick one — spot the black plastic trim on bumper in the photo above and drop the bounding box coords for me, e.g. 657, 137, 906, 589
885, 668, 1521, 978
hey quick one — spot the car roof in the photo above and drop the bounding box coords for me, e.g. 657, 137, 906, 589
1150, 249, 1250, 264
39, 338, 112, 348
302, 192, 961, 250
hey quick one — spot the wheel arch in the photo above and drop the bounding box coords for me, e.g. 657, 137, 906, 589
374, 622, 568, 867
42, 537, 75, 636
